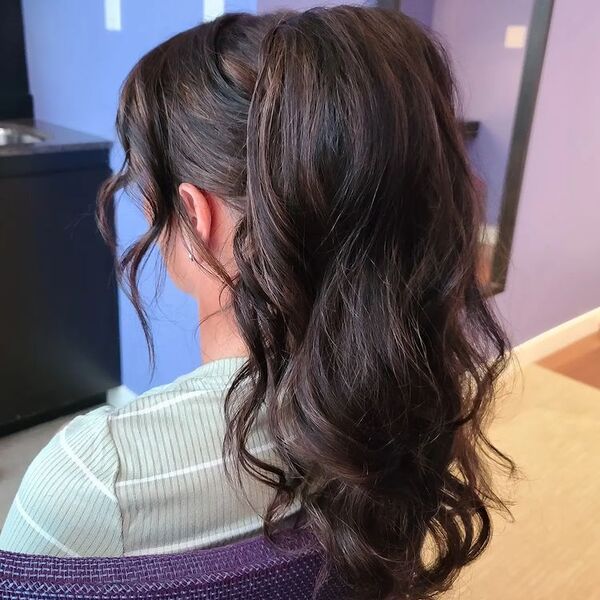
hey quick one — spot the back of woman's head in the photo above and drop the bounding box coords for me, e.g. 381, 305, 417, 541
98, 7, 512, 599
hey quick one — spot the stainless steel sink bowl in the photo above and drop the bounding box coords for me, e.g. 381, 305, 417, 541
0, 125, 45, 146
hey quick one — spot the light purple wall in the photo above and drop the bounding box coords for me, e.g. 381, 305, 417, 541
428, 0, 534, 224
496, 0, 600, 343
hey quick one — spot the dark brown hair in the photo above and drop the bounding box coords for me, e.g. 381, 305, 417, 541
98, 7, 513, 599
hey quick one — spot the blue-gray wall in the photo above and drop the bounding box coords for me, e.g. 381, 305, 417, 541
22, 0, 254, 393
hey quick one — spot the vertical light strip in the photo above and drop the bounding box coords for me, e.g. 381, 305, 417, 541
104, 0, 122, 31
204, 0, 226, 22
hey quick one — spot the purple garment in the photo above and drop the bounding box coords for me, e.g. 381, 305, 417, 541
0, 529, 348, 599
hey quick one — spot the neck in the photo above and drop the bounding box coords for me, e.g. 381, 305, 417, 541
199, 305, 247, 364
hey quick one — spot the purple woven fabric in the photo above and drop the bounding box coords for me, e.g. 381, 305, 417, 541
0, 529, 347, 599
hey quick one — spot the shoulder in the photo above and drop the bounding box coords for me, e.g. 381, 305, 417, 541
107, 360, 247, 486
0, 406, 123, 557
111, 357, 246, 421
19, 405, 119, 503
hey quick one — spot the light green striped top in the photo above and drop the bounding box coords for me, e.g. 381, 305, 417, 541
0, 357, 284, 557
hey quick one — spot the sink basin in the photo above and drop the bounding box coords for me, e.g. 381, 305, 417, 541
0, 125, 45, 146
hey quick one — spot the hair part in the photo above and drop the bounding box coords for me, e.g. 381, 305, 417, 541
98, 7, 514, 599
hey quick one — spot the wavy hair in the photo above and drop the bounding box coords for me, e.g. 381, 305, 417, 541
97, 7, 514, 599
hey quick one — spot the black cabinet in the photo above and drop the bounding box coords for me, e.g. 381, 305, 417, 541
0, 120, 121, 435
0, 0, 33, 120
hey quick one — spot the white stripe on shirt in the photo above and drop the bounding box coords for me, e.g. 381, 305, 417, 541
110, 391, 207, 420
15, 496, 80, 557
59, 428, 117, 502
115, 441, 275, 487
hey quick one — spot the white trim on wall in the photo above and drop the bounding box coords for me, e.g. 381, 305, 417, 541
514, 306, 600, 366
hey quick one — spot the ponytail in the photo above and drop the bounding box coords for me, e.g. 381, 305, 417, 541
224, 7, 512, 600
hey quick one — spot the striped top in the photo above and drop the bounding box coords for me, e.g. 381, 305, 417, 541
0, 357, 286, 557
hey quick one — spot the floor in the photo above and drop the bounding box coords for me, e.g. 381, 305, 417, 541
539, 332, 600, 390
0, 336, 598, 599
447, 333, 600, 599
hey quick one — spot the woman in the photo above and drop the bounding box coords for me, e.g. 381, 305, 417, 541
0, 7, 512, 599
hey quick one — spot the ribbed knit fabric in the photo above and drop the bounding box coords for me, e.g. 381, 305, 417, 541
0, 357, 286, 557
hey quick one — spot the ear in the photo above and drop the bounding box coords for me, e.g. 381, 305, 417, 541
178, 183, 212, 244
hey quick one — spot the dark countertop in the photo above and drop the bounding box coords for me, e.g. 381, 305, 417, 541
0, 119, 111, 157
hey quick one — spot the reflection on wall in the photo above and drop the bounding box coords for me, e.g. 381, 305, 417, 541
403, 0, 534, 225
